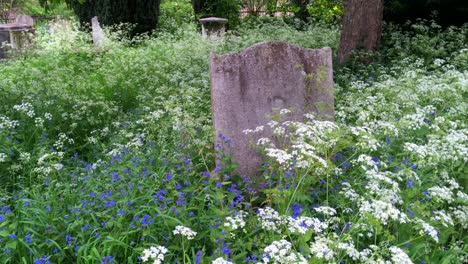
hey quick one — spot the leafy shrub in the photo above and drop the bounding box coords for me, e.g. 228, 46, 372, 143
306, 0, 343, 24
159, 0, 194, 34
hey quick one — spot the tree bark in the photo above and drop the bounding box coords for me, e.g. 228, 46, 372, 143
337, 0, 384, 64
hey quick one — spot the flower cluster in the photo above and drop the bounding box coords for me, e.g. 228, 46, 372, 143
141, 246, 168, 264
173, 225, 197, 240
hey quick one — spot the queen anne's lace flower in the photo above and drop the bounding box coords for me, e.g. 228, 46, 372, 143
224, 211, 247, 230
212, 257, 233, 264
257, 207, 284, 232
389, 246, 413, 264
173, 225, 197, 240
141, 245, 168, 264
261, 240, 308, 264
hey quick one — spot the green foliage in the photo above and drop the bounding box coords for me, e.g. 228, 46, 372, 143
159, 0, 194, 34
306, 0, 343, 24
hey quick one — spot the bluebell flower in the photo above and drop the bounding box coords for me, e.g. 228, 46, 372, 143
0, 214, 4, 222
195, 250, 203, 263
222, 243, 231, 255
216, 182, 223, 188
141, 214, 151, 225
402, 157, 409, 167
34, 256, 51, 264
165, 173, 173, 181
10, 233, 16, 239
407, 180, 414, 190
25, 233, 33, 244
102, 255, 114, 264
407, 208, 415, 217
65, 234, 73, 245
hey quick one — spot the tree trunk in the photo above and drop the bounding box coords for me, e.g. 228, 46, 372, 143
337, 0, 384, 64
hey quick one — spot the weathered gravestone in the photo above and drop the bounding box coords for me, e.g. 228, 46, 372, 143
91, 16, 109, 47
15, 14, 34, 26
199, 17, 228, 40
0, 15, 34, 59
210, 41, 334, 178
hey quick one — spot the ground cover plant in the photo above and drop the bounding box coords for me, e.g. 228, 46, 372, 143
0, 14, 467, 264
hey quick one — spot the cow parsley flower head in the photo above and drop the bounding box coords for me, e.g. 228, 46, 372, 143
314, 206, 337, 216
224, 211, 247, 231
141, 245, 168, 264
211, 257, 233, 264
287, 216, 328, 234
310, 237, 334, 260
257, 207, 284, 232
389, 246, 413, 264
262, 239, 308, 264
173, 225, 197, 240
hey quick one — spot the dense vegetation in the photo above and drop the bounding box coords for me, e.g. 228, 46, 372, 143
0, 1, 467, 263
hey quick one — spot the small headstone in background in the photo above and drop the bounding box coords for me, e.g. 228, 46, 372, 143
199, 17, 228, 40
210, 41, 334, 179
15, 14, 34, 26
91, 16, 109, 47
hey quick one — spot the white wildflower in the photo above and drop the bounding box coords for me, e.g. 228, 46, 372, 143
0, 153, 7, 163
212, 258, 233, 264
389, 246, 413, 264
19, 152, 31, 163
432, 210, 454, 227
359, 200, 408, 225
141, 245, 168, 264
337, 242, 360, 260
287, 216, 327, 234
310, 237, 334, 260
427, 186, 453, 203
173, 225, 197, 240
265, 148, 293, 166
224, 211, 247, 231
257, 207, 284, 232
262, 240, 307, 264
314, 206, 336, 216
416, 220, 439, 242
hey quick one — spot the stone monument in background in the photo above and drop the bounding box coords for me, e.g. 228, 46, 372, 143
91, 16, 109, 47
209, 41, 334, 178
0, 14, 34, 59
199, 17, 227, 40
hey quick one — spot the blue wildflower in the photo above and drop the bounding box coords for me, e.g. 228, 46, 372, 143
25, 233, 33, 244
102, 255, 114, 264
407, 180, 414, 190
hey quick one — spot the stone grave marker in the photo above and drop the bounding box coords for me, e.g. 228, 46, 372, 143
0, 15, 34, 59
199, 17, 228, 40
209, 41, 334, 178
15, 14, 34, 26
91, 16, 109, 47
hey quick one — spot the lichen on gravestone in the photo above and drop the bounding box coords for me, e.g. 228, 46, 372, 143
209, 41, 334, 179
